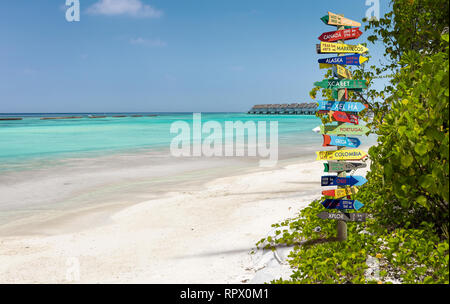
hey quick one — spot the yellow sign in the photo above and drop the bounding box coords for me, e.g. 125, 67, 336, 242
324, 187, 359, 198
318, 42, 368, 54
319, 63, 333, 69
328, 12, 361, 27
335, 65, 352, 79
316, 149, 368, 161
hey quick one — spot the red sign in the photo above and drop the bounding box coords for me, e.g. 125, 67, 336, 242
332, 111, 359, 124
318, 110, 359, 124
318, 28, 363, 42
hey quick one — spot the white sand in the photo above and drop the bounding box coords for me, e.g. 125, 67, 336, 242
0, 157, 335, 284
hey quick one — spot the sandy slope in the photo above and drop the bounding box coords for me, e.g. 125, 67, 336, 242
0, 158, 335, 284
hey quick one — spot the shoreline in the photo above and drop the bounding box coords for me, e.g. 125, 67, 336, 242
0, 145, 372, 283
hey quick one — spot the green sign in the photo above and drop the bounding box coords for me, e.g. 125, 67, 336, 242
314, 79, 367, 90
320, 15, 352, 29
320, 123, 370, 136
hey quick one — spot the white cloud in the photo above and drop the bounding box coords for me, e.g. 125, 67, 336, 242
87, 0, 163, 18
130, 37, 167, 47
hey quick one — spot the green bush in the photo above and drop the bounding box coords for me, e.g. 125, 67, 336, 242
260, 1, 449, 284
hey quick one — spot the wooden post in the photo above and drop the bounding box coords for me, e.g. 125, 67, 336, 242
336, 17, 347, 241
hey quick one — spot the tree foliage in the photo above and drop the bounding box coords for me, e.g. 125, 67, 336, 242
261, 0, 450, 284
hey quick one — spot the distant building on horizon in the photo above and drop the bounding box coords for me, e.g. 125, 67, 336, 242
248, 103, 318, 115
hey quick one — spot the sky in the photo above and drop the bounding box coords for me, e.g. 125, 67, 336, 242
0, 0, 389, 113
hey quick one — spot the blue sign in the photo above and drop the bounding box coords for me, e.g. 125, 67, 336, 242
325, 135, 361, 148
318, 54, 368, 66
321, 175, 368, 187
321, 199, 364, 211
317, 101, 366, 113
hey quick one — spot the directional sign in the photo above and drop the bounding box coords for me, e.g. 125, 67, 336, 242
314, 79, 367, 90
327, 12, 361, 27
319, 63, 334, 69
323, 135, 361, 148
321, 175, 368, 187
318, 28, 363, 42
332, 111, 358, 124
324, 161, 367, 173
318, 110, 359, 124
322, 186, 359, 198
317, 211, 368, 222
320, 123, 370, 136
332, 89, 339, 100
321, 199, 364, 210
317, 101, 367, 113
320, 15, 352, 29
316, 149, 368, 161
318, 54, 368, 66
317, 42, 368, 54
334, 65, 352, 79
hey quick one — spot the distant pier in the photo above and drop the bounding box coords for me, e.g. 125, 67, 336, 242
0, 114, 159, 121
248, 103, 318, 115
0, 117, 22, 121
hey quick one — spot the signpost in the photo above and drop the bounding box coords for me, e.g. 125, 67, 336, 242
333, 65, 352, 79
318, 54, 368, 66
332, 111, 358, 124
322, 186, 359, 198
317, 111, 359, 124
321, 175, 368, 187
324, 161, 367, 173
318, 28, 363, 42
314, 79, 367, 90
322, 134, 361, 148
320, 123, 370, 136
317, 101, 367, 113
316, 149, 368, 161
316, 42, 368, 54
314, 12, 370, 241
320, 15, 352, 29
317, 212, 368, 222
327, 12, 361, 27
321, 199, 364, 210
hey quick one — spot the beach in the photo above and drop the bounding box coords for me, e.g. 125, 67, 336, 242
0, 114, 373, 283
0, 153, 370, 284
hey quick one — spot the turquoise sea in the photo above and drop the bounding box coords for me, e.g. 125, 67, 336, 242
0, 113, 333, 172
0, 113, 376, 171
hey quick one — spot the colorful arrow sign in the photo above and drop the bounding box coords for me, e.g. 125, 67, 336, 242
327, 12, 361, 27
323, 135, 361, 148
320, 123, 370, 136
317, 211, 368, 222
317, 42, 368, 54
321, 175, 368, 187
324, 161, 367, 173
321, 199, 364, 210
317, 101, 367, 113
333, 65, 352, 79
318, 28, 363, 42
320, 15, 352, 28
319, 110, 359, 124
332, 111, 358, 124
322, 186, 359, 198
314, 79, 367, 90
316, 149, 368, 161
318, 54, 368, 66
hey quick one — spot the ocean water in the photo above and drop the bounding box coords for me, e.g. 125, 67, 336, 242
0, 113, 330, 172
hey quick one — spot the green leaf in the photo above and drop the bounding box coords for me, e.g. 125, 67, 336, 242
416, 196, 429, 210
414, 143, 428, 156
